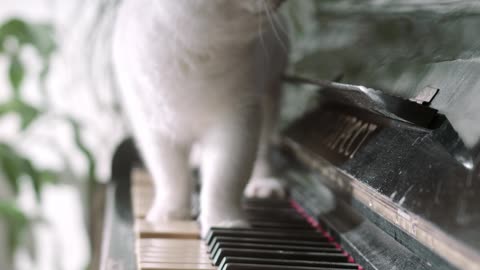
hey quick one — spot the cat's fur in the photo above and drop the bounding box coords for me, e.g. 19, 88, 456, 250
112, 0, 288, 235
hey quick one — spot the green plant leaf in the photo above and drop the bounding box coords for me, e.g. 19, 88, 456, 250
20, 161, 58, 201
9, 55, 24, 95
0, 200, 30, 260
0, 19, 28, 50
0, 144, 23, 194
0, 143, 57, 200
23, 159, 43, 201
39, 170, 58, 185
17, 103, 40, 130
67, 117, 97, 185
28, 23, 56, 59
0, 200, 28, 227
0, 18, 56, 59
0, 100, 41, 130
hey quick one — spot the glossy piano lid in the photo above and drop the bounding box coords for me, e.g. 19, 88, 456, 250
282, 91, 480, 269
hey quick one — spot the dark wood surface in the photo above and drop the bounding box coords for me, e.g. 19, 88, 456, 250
282, 87, 480, 269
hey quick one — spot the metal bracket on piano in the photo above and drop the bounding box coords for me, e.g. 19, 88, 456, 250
283, 74, 440, 129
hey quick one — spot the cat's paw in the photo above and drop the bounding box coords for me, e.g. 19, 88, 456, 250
146, 205, 191, 223
244, 177, 286, 199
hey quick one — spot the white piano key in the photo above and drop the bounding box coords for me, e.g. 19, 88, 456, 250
140, 262, 216, 270
135, 220, 200, 239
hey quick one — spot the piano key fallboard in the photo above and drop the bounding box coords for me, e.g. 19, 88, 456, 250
129, 170, 362, 270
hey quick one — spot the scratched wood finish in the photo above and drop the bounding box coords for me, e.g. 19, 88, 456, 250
282, 98, 480, 270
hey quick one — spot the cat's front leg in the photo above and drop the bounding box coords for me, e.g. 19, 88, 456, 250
140, 134, 193, 223
245, 83, 286, 199
245, 159, 286, 198
199, 108, 261, 237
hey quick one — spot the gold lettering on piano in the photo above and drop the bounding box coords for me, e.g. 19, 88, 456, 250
323, 114, 378, 159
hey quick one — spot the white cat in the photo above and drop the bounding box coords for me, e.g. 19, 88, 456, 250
112, 0, 289, 236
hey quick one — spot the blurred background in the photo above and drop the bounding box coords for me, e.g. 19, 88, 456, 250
0, 1, 125, 270
1, 1, 479, 270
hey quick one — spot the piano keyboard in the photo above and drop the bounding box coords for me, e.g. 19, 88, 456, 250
131, 170, 362, 270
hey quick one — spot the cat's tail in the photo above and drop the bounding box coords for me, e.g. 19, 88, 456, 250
111, 137, 142, 182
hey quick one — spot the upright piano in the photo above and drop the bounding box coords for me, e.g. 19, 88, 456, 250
98, 80, 480, 270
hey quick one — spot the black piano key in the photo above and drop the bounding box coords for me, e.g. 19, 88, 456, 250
247, 216, 311, 224
245, 206, 299, 212
212, 248, 350, 266
245, 210, 305, 221
204, 199, 362, 270
245, 208, 301, 215
243, 203, 292, 209
249, 221, 314, 230
242, 199, 292, 208
210, 242, 341, 259
219, 257, 359, 270
243, 207, 293, 213
222, 264, 356, 270
245, 217, 308, 224
207, 237, 336, 253
206, 228, 330, 246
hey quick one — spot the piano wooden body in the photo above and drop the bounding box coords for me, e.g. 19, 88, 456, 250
99, 82, 480, 270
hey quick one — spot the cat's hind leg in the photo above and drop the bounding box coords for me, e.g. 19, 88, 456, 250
199, 109, 261, 237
